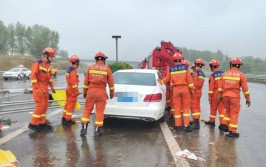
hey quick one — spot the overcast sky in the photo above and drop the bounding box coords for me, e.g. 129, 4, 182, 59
1, 0, 265, 61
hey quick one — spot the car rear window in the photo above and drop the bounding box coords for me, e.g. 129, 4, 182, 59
114, 72, 156, 86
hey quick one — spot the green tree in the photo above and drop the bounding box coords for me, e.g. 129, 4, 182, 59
0, 20, 9, 54
7, 24, 16, 55
58, 49, 69, 59
108, 62, 133, 73
15, 22, 28, 55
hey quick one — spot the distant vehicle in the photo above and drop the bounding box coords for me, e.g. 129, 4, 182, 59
3, 66, 31, 80
104, 69, 166, 122
50, 66, 57, 78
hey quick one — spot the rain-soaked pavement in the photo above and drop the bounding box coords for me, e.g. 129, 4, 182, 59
1, 74, 266, 167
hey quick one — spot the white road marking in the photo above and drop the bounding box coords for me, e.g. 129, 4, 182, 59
160, 122, 190, 167
0, 108, 62, 145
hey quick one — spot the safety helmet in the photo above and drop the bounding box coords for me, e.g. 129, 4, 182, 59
69, 55, 80, 63
43, 47, 56, 58
209, 59, 220, 67
230, 57, 243, 65
182, 60, 190, 67
95, 51, 108, 59
173, 53, 183, 61
194, 58, 205, 66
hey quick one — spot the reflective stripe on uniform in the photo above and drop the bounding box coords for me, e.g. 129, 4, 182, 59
63, 110, 66, 113
192, 112, 201, 116
188, 83, 194, 87
49, 79, 53, 82
109, 87, 114, 90
174, 115, 181, 118
32, 114, 41, 118
244, 91, 250, 94
224, 117, 230, 121
229, 123, 238, 128
95, 121, 103, 125
183, 114, 190, 117
223, 76, 240, 81
40, 67, 47, 72
199, 76, 205, 79
66, 73, 69, 76
210, 115, 216, 118
82, 117, 90, 122
41, 114, 46, 117
66, 112, 72, 116
72, 85, 78, 88
89, 70, 107, 75
218, 88, 222, 91
208, 91, 213, 94
171, 70, 186, 75
215, 77, 221, 80
219, 114, 224, 118
31, 80, 37, 83
83, 85, 89, 88
166, 100, 171, 103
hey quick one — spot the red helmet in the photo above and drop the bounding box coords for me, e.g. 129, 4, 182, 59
195, 58, 205, 66
209, 59, 220, 67
69, 55, 80, 63
173, 53, 183, 61
230, 57, 243, 65
43, 47, 56, 58
95, 51, 108, 59
182, 60, 190, 67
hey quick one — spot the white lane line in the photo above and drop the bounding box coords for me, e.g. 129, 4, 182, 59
0, 108, 62, 145
160, 122, 190, 167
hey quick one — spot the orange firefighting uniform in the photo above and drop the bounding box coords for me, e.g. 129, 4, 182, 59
191, 69, 205, 120
208, 69, 225, 124
30, 60, 54, 125
63, 66, 79, 121
82, 61, 114, 127
218, 67, 250, 133
161, 64, 194, 127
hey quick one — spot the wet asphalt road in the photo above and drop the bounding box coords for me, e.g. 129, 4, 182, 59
1, 75, 266, 167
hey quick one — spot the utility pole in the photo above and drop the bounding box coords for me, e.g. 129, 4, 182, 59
112, 35, 121, 62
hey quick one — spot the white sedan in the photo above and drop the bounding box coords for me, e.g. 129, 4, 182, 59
3, 67, 31, 80
105, 69, 166, 122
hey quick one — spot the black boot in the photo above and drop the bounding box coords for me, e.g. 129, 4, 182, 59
80, 123, 88, 136
218, 124, 229, 132
193, 119, 200, 129
61, 117, 66, 123
63, 119, 75, 126
38, 123, 53, 131
205, 121, 215, 127
94, 127, 104, 136
28, 123, 40, 132
165, 107, 171, 113
226, 131, 239, 138
174, 126, 182, 131
184, 125, 193, 132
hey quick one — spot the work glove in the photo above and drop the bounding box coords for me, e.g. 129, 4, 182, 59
246, 100, 251, 107
110, 93, 114, 99
218, 94, 222, 102
208, 97, 212, 103
51, 88, 56, 94
83, 94, 87, 99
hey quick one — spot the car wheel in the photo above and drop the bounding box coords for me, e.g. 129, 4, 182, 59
17, 75, 21, 80
4, 77, 8, 80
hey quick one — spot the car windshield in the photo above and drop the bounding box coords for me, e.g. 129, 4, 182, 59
9, 68, 21, 72
114, 72, 156, 86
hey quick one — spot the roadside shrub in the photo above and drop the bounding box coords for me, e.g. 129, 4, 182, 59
108, 62, 133, 73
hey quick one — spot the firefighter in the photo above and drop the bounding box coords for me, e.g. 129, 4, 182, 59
80, 52, 114, 136
191, 58, 205, 129
158, 53, 194, 132
62, 55, 80, 126
28, 47, 56, 131
205, 60, 226, 129
218, 57, 251, 137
